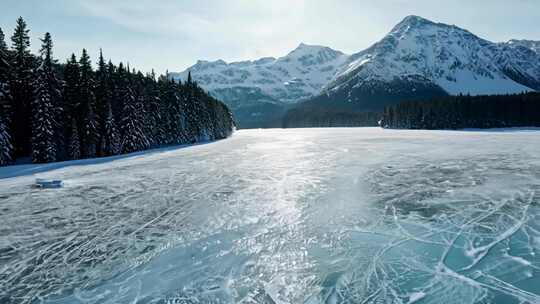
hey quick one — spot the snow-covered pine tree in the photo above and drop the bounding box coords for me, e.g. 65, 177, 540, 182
0, 27, 11, 108
120, 84, 148, 153
79, 49, 99, 157
168, 79, 185, 144
0, 27, 13, 165
69, 118, 81, 159
95, 49, 108, 156
156, 75, 173, 145
32, 75, 56, 163
106, 60, 123, 122
40, 33, 64, 160
10, 17, 35, 157
102, 101, 120, 156
62, 54, 81, 159
31, 33, 58, 163
83, 102, 98, 156
0, 112, 12, 166
194, 86, 211, 141
184, 77, 200, 143
134, 71, 156, 147
144, 74, 163, 147
153, 94, 167, 146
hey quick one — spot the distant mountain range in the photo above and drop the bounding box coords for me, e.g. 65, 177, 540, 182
169, 43, 348, 127
171, 15, 540, 128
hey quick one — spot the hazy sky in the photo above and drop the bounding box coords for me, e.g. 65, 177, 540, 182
1, 0, 539, 73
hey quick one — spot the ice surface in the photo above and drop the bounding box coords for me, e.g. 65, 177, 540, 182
1, 128, 540, 304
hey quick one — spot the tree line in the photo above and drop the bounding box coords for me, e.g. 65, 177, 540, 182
282, 106, 379, 128
380, 92, 540, 129
0, 17, 235, 166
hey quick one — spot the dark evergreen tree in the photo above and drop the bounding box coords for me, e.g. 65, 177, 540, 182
102, 101, 120, 155
120, 83, 148, 153
10, 17, 34, 157
79, 49, 99, 157
184, 76, 199, 143
156, 75, 173, 145
166, 79, 185, 144
69, 118, 81, 160
63, 54, 80, 120
32, 33, 58, 163
112, 62, 127, 119
0, 27, 13, 165
95, 49, 108, 156
0, 27, 11, 111
83, 101, 98, 156
0, 112, 12, 166
63, 54, 81, 159
137, 71, 160, 147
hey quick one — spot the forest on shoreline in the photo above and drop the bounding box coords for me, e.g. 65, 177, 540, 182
381, 92, 540, 130
0, 18, 235, 166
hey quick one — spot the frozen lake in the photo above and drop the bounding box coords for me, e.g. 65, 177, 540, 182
1, 128, 540, 304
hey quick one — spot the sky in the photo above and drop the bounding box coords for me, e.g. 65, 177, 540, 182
1, 0, 539, 73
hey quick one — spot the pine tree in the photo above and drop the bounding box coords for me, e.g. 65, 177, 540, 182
102, 101, 120, 155
10, 17, 34, 157
136, 72, 156, 147
31, 32, 58, 163
62, 54, 80, 159
143, 73, 163, 147
63, 54, 80, 120
120, 84, 148, 153
79, 49, 99, 157
112, 62, 127, 119
95, 49, 108, 156
184, 77, 200, 143
0, 27, 11, 107
0, 27, 13, 165
156, 75, 172, 145
83, 101, 98, 156
42, 33, 63, 149
69, 118, 80, 159
32, 77, 56, 163
0, 112, 12, 165
187, 71, 192, 84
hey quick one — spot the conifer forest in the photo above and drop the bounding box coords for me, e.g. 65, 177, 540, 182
0, 17, 235, 166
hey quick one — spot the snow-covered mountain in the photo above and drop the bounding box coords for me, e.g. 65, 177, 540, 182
172, 15, 540, 127
170, 44, 349, 127
323, 15, 540, 101
171, 43, 348, 103
507, 39, 540, 54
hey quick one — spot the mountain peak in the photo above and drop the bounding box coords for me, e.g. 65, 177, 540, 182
390, 15, 438, 33
400, 15, 433, 24
292, 42, 324, 52
287, 43, 344, 59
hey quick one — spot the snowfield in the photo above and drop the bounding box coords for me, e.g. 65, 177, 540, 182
1, 128, 540, 304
